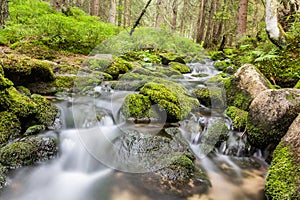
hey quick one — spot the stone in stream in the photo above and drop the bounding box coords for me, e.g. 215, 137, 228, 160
265, 114, 300, 199
247, 88, 300, 149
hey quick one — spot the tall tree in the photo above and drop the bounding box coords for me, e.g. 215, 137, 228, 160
0, 0, 9, 27
204, 0, 215, 48
109, 0, 117, 24
155, 0, 163, 27
171, 0, 178, 30
196, 0, 208, 44
237, 0, 249, 36
93, 0, 99, 16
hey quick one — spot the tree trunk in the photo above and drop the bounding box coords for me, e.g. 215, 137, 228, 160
171, 0, 178, 30
109, 0, 117, 24
179, 0, 188, 34
93, 0, 99, 16
123, 0, 127, 27
117, 0, 122, 26
0, 0, 9, 27
196, 0, 207, 44
204, 0, 215, 48
266, 0, 286, 47
237, 0, 248, 36
155, 0, 162, 27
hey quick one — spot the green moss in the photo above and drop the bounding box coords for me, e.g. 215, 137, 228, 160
53, 64, 80, 75
122, 94, 151, 119
265, 143, 300, 199
0, 87, 37, 118
85, 58, 112, 72
31, 94, 58, 127
0, 65, 4, 75
226, 106, 248, 131
104, 57, 134, 79
16, 86, 31, 96
169, 152, 195, 178
121, 50, 162, 64
0, 74, 14, 90
140, 81, 199, 122
54, 76, 76, 91
202, 122, 229, 148
294, 80, 300, 89
24, 125, 46, 136
0, 164, 7, 187
159, 52, 185, 65
193, 87, 226, 109
0, 111, 21, 147
1, 54, 55, 85
169, 62, 191, 74
0, 136, 58, 168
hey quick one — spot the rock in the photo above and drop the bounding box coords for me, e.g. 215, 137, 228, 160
233, 64, 272, 99
193, 87, 226, 109
169, 62, 191, 74
121, 94, 152, 119
0, 164, 8, 188
139, 80, 199, 122
0, 111, 21, 147
159, 52, 185, 65
104, 57, 135, 79
226, 106, 248, 131
24, 125, 46, 136
0, 135, 58, 169
1, 54, 55, 86
247, 88, 300, 148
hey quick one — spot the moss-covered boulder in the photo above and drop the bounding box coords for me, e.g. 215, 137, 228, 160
169, 62, 191, 74
32, 94, 57, 125
247, 88, 300, 148
0, 86, 37, 118
24, 125, 46, 136
139, 81, 199, 122
159, 52, 185, 65
226, 106, 248, 131
1, 54, 55, 86
122, 94, 151, 119
0, 111, 21, 147
0, 135, 58, 169
0, 164, 7, 188
0, 74, 13, 90
193, 87, 226, 109
104, 57, 134, 79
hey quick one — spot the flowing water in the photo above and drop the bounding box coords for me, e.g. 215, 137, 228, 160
1, 60, 268, 200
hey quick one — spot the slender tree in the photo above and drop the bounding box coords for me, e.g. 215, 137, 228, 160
0, 0, 9, 27
172, 0, 178, 30
93, 0, 99, 16
196, 0, 208, 44
109, 0, 117, 24
204, 0, 215, 48
237, 0, 249, 36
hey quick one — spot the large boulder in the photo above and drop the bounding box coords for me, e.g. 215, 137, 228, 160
247, 88, 300, 148
265, 115, 300, 199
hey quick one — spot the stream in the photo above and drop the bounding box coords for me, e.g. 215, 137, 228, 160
1, 60, 268, 200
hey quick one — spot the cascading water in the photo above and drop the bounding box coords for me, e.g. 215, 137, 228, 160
1, 60, 268, 200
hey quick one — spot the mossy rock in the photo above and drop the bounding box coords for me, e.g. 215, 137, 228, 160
294, 80, 300, 89
24, 125, 46, 136
201, 121, 229, 149
159, 52, 185, 65
121, 50, 162, 64
122, 94, 151, 119
0, 86, 37, 118
169, 62, 191, 74
0, 74, 14, 90
16, 86, 31, 97
1, 54, 55, 86
31, 94, 58, 127
53, 64, 80, 75
0, 65, 4, 76
10, 40, 58, 60
83, 58, 112, 72
104, 57, 135, 79
0, 111, 21, 147
0, 135, 58, 169
193, 87, 226, 109
140, 81, 199, 122
0, 164, 8, 188
265, 143, 300, 200
226, 106, 248, 131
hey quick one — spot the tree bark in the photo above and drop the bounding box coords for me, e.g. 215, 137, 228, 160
123, 0, 127, 27
204, 0, 215, 48
0, 0, 9, 27
179, 0, 188, 34
171, 0, 178, 30
93, 0, 99, 16
155, 0, 162, 27
237, 0, 248, 36
117, 0, 122, 26
196, 0, 207, 44
109, 0, 117, 24
266, 0, 286, 47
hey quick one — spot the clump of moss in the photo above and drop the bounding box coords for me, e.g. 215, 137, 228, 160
31, 94, 58, 127
122, 94, 151, 119
1, 54, 55, 85
16, 86, 31, 96
159, 52, 185, 65
0, 136, 58, 169
0, 164, 7, 188
0, 111, 21, 147
0, 65, 4, 75
193, 87, 226, 109
169, 62, 191, 74
24, 125, 46, 136
0, 87, 37, 118
226, 106, 248, 131
121, 50, 162, 64
140, 81, 199, 122
265, 143, 300, 199
0, 74, 14, 90
104, 57, 135, 79
294, 80, 300, 89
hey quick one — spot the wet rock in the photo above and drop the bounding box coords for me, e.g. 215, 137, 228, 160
169, 62, 191, 74
226, 106, 248, 131
0, 54, 55, 86
0, 135, 58, 169
0, 111, 21, 147
159, 52, 185, 65
104, 57, 135, 79
121, 94, 152, 119
247, 88, 300, 148
193, 87, 226, 109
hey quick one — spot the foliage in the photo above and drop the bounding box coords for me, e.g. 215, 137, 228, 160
0, 0, 119, 54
